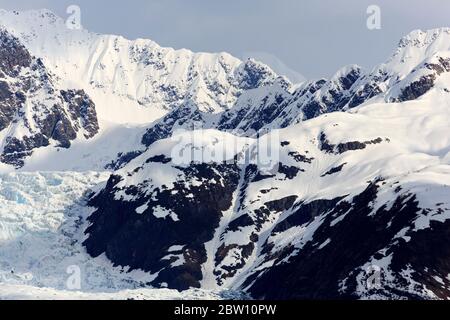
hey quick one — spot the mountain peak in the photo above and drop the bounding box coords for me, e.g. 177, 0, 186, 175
374, 27, 450, 80
398, 27, 450, 49
0, 8, 65, 30
330, 64, 363, 81
0, 8, 285, 119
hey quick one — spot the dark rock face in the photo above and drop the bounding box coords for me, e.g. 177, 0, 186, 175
217, 87, 293, 134
245, 182, 426, 300
0, 93, 99, 167
0, 30, 99, 167
394, 57, 450, 102
105, 150, 144, 170
321, 163, 347, 177
270, 198, 345, 236
397, 75, 436, 102
0, 30, 32, 133
61, 89, 99, 139
236, 59, 280, 91
0, 80, 22, 131
1, 134, 49, 167
278, 163, 303, 179
301, 66, 363, 120
0, 29, 32, 77
84, 162, 241, 290
288, 151, 314, 164
347, 71, 388, 109
389, 218, 450, 300
319, 132, 384, 155
142, 102, 204, 147
40, 108, 78, 148
211, 189, 300, 284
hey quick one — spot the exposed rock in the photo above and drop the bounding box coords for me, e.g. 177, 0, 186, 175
246, 182, 424, 300
0, 28, 32, 76
319, 132, 383, 155
61, 89, 99, 139
0, 30, 99, 167
84, 162, 241, 290
321, 163, 347, 177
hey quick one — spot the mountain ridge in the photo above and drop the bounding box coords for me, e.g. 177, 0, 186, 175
0, 8, 449, 300
1, 10, 450, 171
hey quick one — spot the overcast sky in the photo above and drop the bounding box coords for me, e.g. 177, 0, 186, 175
0, 0, 449, 80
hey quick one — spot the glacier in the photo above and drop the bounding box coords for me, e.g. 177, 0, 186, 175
0, 171, 242, 299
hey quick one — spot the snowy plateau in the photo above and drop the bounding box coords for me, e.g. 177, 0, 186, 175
0, 9, 449, 300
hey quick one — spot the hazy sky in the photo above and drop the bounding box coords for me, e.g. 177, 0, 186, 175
0, 0, 449, 80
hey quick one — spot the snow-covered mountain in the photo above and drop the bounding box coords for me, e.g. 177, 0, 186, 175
141, 28, 450, 148
0, 28, 99, 168
82, 28, 450, 299
85, 90, 450, 299
0, 9, 283, 116
0, 9, 449, 300
0, 9, 290, 169
2, 9, 448, 171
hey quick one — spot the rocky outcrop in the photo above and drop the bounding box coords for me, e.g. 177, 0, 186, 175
0, 28, 32, 77
395, 56, 450, 102
82, 90, 450, 298
84, 161, 241, 290
245, 182, 423, 300
61, 89, 99, 139
319, 132, 384, 155
0, 30, 99, 167
140, 66, 366, 148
